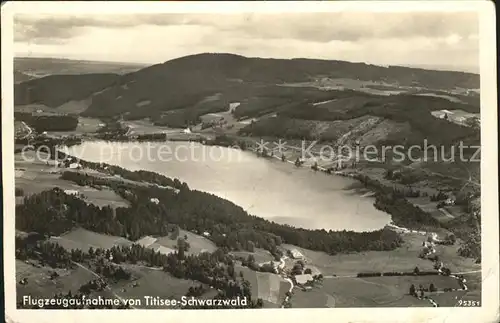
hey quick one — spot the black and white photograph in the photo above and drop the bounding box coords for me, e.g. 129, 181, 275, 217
2, 1, 498, 323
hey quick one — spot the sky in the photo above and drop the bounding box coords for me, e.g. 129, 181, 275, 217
14, 12, 480, 73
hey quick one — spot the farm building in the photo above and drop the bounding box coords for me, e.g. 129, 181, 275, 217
295, 274, 314, 285
152, 245, 175, 256
69, 163, 82, 169
136, 236, 157, 248
203, 231, 210, 237
288, 248, 304, 260
444, 198, 455, 206
229, 102, 241, 112
64, 189, 79, 196
150, 198, 160, 204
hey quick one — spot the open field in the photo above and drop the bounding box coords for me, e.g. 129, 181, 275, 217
281, 234, 435, 276
231, 248, 275, 265
50, 228, 132, 252
154, 229, 217, 255
196, 109, 252, 135
16, 259, 116, 303
110, 264, 211, 309
320, 275, 460, 307
235, 265, 288, 306
281, 230, 480, 277
291, 287, 332, 308
15, 151, 130, 208
121, 119, 180, 136
15, 100, 92, 116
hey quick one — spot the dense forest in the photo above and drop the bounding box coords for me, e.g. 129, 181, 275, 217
14, 112, 79, 132
17, 168, 403, 256
16, 235, 263, 309
355, 174, 442, 230
240, 94, 478, 147
14, 73, 120, 107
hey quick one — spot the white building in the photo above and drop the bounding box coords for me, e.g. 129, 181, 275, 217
64, 189, 79, 196
229, 102, 241, 112
444, 198, 455, 206
153, 245, 175, 255
136, 236, 157, 248
69, 163, 82, 169
289, 249, 304, 259
295, 274, 314, 285
150, 198, 160, 205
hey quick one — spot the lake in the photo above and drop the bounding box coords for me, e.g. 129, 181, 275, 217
65, 141, 391, 232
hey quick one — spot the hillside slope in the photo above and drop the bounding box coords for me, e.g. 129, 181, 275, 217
13, 53, 480, 146
15, 73, 121, 108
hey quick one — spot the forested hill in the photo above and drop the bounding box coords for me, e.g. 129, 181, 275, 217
14, 73, 120, 108
14, 53, 479, 119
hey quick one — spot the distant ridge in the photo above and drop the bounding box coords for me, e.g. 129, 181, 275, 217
15, 52, 480, 122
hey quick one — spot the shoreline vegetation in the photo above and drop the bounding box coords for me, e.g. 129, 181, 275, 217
16, 132, 480, 262
17, 134, 470, 246
14, 125, 480, 310
16, 138, 405, 255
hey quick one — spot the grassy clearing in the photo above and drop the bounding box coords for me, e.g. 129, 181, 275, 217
235, 264, 288, 306
110, 264, 205, 309
15, 151, 130, 208
322, 277, 401, 307
321, 275, 459, 307
291, 287, 330, 308
283, 227, 481, 277
51, 228, 132, 252
16, 259, 100, 301
281, 233, 436, 276
15, 104, 59, 114
231, 248, 275, 265
121, 119, 179, 136
155, 229, 217, 255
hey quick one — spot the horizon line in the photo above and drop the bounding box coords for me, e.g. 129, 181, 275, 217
13, 52, 480, 75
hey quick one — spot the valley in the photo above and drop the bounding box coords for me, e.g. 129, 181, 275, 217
13, 53, 481, 309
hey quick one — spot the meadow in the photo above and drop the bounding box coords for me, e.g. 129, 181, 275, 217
50, 228, 133, 252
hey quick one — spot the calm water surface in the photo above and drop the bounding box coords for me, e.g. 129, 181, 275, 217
66, 141, 391, 232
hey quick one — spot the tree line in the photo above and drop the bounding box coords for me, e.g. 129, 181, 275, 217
17, 171, 403, 257
16, 234, 264, 309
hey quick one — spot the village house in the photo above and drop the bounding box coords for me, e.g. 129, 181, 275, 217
64, 189, 80, 196
444, 198, 455, 206
288, 248, 304, 260
153, 245, 175, 256
68, 162, 82, 169
295, 274, 314, 285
